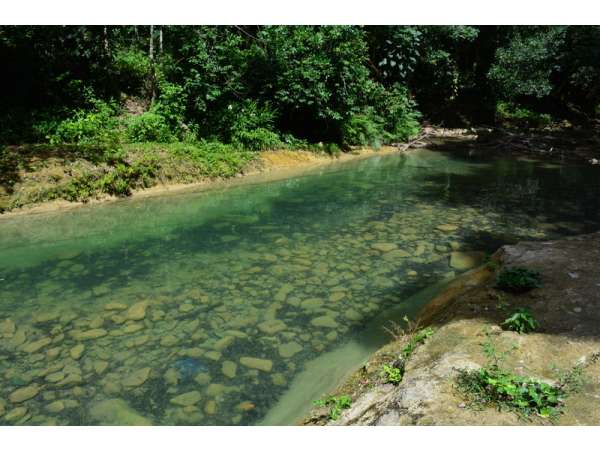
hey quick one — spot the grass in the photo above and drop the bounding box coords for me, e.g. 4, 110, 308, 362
0, 141, 257, 212
455, 332, 584, 420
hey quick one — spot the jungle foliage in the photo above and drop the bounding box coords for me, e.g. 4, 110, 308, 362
1, 25, 599, 148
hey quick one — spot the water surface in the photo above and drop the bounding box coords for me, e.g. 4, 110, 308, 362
1, 149, 599, 425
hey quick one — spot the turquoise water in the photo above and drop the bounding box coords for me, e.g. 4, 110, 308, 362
0, 149, 599, 425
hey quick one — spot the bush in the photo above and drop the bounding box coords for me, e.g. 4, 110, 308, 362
496, 267, 542, 293
496, 101, 552, 128
49, 100, 121, 145
379, 85, 421, 142
233, 128, 282, 151
313, 395, 352, 421
341, 109, 385, 148
126, 112, 174, 143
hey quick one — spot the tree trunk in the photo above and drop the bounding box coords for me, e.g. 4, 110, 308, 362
159, 27, 163, 54
103, 26, 109, 54
149, 25, 156, 105
149, 25, 154, 60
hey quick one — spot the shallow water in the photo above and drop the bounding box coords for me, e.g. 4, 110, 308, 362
1, 148, 599, 425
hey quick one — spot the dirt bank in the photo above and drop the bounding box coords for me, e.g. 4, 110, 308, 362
0, 146, 399, 219
306, 232, 600, 425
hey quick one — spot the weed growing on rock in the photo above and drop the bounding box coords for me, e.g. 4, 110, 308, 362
496, 266, 542, 293
502, 308, 539, 333
456, 333, 568, 420
313, 395, 352, 421
382, 364, 403, 385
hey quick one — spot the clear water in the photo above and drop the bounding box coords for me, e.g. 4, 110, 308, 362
1, 149, 599, 425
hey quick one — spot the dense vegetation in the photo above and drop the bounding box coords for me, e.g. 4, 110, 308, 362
1, 26, 599, 211
2, 25, 599, 148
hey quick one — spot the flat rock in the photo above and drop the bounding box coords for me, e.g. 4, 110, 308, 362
122, 367, 151, 388
278, 341, 303, 358
94, 360, 109, 375
21, 337, 52, 353
89, 399, 151, 425
240, 357, 273, 372
257, 319, 287, 335
222, 361, 238, 378
449, 251, 486, 270
104, 302, 128, 311
0, 318, 16, 336
9, 384, 40, 403
310, 316, 339, 328
436, 224, 459, 232
126, 301, 148, 321
69, 344, 85, 360
72, 328, 108, 341
371, 243, 398, 252
170, 391, 202, 407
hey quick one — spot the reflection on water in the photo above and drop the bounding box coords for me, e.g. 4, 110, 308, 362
0, 149, 599, 425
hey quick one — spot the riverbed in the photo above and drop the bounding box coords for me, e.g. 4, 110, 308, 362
1, 148, 599, 425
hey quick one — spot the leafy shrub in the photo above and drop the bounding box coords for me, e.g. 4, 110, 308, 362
341, 109, 385, 148
167, 141, 255, 178
113, 49, 152, 95
154, 81, 188, 134
126, 112, 174, 143
496, 267, 542, 293
456, 334, 566, 419
233, 128, 282, 151
502, 308, 539, 333
49, 100, 121, 145
496, 101, 552, 128
377, 84, 421, 142
313, 395, 352, 421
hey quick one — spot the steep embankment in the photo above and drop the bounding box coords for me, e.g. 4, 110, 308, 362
306, 232, 600, 425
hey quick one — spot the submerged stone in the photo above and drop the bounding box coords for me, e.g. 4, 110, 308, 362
173, 357, 209, 381
436, 224, 459, 232
170, 391, 202, 407
9, 384, 40, 403
126, 301, 148, 321
449, 251, 486, 270
222, 361, 237, 378
89, 399, 152, 425
278, 342, 303, 358
310, 316, 339, 328
371, 243, 397, 252
239, 357, 273, 372
122, 367, 151, 388
257, 319, 287, 335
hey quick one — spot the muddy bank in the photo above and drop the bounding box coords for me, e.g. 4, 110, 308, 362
0, 147, 399, 219
306, 232, 600, 425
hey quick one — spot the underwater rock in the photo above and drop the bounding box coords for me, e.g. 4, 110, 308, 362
204, 400, 217, 415
382, 249, 411, 260
170, 391, 202, 407
21, 337, 52, 354
9, 384, 40, 403
69, 344, 84, 360
300, 298, 324, 310
310, 316, 339, 328
179, 304, 194, 313
89, 399, 151, 425
257, 320, 287, 335
32, 311, 60, 324
329, 292, 345, 302
4, 406, 28, 423
237, 401, 256, 411
126, 301, 148, 321
371, 243, 398, 252
0, 318, 16, 337
194, 373, 211, 385
104, 302, 128, 311
94, 361, 109, 375
214, 336, 235, 351
222, 361, 237, 379
204, 351, 222, 361
240, 357, 273, 372
160, 335, 179, 347
71, 328, 107, 341
278, 342, 303, 358
122, 367, 151, 388
449, 251, 486, 270
436, 224, 458, 232
45, 400, 65, 413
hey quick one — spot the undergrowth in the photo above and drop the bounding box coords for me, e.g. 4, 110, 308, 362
312, 395, 352, 421
455, 331, 585, 420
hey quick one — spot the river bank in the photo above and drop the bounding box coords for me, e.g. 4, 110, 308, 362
305, 232, 600, 425
0, 145, 400, 218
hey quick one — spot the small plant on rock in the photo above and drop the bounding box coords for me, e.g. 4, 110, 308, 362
382, 363, 403, 385
496, 266, 542, 293
455, 333, 568, 420
503, 308, 539, 333
313, 395, 352, 421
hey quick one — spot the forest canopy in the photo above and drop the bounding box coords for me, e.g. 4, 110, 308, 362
1, 25, 599, 148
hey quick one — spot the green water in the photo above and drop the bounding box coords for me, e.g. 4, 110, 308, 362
1, 148, 599, 425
